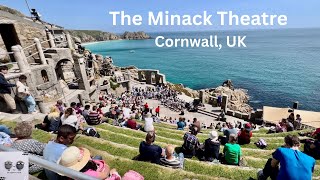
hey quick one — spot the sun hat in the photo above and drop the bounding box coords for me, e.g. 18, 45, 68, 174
146, 112, 152, 118
57, 146, 91, 172
209, 130, 218, 141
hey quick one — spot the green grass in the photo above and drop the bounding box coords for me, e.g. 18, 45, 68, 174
2, 120, 320, 180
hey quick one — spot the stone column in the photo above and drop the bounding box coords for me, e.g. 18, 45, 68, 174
199, 90, 205, 103
66, 33, 74, 50
47, 32, 55, 48
34, 38, 47, 65
221, 94, 228, 113
12, 45, 28, 73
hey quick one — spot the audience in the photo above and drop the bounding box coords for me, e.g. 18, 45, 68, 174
11, 121, 46, 173
138, 132, 163, 164
257, 135, 315, 180
82, 105, 90, 120
191, 118, 201, 133
160, 144, 184, 169
36, 106, 61, 132
177, 117, 186, 130
58, 146, 120, 180
238, 123, 253, 145
143, 113, 154, 132
61, 108, 82, 130
203, 131, 220, 162
55, 100, 65, 115
304, 133, 320, 160
43, 125, 77, 180
181, 126, 200, 158
224, 122, 238, 141
126, 116, 138, 130
223, 134, 242, 165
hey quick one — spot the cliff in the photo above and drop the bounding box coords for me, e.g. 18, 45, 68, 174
67, 30, 151, 43
121, 31, 150, 40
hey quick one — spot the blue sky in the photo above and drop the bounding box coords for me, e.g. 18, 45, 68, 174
1, 0, 319, 32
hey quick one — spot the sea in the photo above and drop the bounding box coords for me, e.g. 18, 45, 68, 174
84, 28, 320, 112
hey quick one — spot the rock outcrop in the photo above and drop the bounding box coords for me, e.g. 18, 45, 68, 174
207, 85, 252, 113
121, 31, 150, 40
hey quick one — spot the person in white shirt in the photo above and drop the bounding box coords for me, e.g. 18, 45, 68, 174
61, 108, 82, 130
16, 75, 36, 114
144, 112, 154, 132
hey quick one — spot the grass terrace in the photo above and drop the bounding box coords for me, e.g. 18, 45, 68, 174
1, 120, 319, 180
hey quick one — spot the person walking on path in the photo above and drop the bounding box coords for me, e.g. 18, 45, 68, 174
155, 106, 160, 117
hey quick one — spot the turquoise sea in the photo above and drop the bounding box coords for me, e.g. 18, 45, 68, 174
85, 28, 320, 111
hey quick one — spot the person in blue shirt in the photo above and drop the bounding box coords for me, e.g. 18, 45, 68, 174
43, 124, 77, 180
257, 135, 315, 180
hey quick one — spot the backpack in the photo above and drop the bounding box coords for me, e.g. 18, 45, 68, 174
255, 138, 267, 149
183, 133, 198, 151
82, 127, 100, 138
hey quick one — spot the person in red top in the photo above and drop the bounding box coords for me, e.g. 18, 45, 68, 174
238, 123, 252, 145
155, 106, 160, 117
126, 117, 137, 130
144, 103, 149, 113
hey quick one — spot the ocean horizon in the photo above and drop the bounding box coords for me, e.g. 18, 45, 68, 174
85, 28, 320, 112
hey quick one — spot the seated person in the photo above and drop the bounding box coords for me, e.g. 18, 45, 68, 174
138, 132, 163, 164
143, 113, 154, 132
238, 123, 253, 145
61, 108, 82, 130
304, 133, 320, 160
190, 118, 201, 133
181, 127, 200, 158
160, 144, 184, 169
223, 134, 242, 165
82, 105, 90, 120
204, 131, 220, 162
258, 135, 315, 180
0, 124, 13, 136
126, 116, 138, 130
36, 106, 61, 132
58, 146, 118, 180
223, 122, 238, 142
87, 106, 102, 125
11, 121, 46, 174
44, 125, 77, 180
177, 117, 186, 130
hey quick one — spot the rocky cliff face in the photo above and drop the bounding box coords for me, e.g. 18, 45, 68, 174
67, 30, 151, 43
121, 31, 150, 40
67, 30, 120, 43
206, 85, 253, 113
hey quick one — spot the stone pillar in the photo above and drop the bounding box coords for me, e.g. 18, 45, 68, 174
34, 38, 47, 65
12, 45, 29, 73
47, 32, 56, 48
66, 33, 74, 50
73, 56, 90, 91
221, 94, 228, 113
199, 90, 205, 103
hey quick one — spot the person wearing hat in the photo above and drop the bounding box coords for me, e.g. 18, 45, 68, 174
143, 112, 154, 132
238, 123, 253, 145
58, 146, 115, 179
204, 130, 221, 162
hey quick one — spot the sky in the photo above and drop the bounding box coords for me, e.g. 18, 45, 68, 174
1, 0, 319, 33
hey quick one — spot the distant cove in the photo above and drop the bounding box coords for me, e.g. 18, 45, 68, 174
85, 28, 320, 111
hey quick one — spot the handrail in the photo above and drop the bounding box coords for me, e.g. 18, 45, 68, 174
22, 43, 36, 51
0, 52, 14, 55
26, 51, 39, 59
40, 39, 51, 44
0, 145, 99, 180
